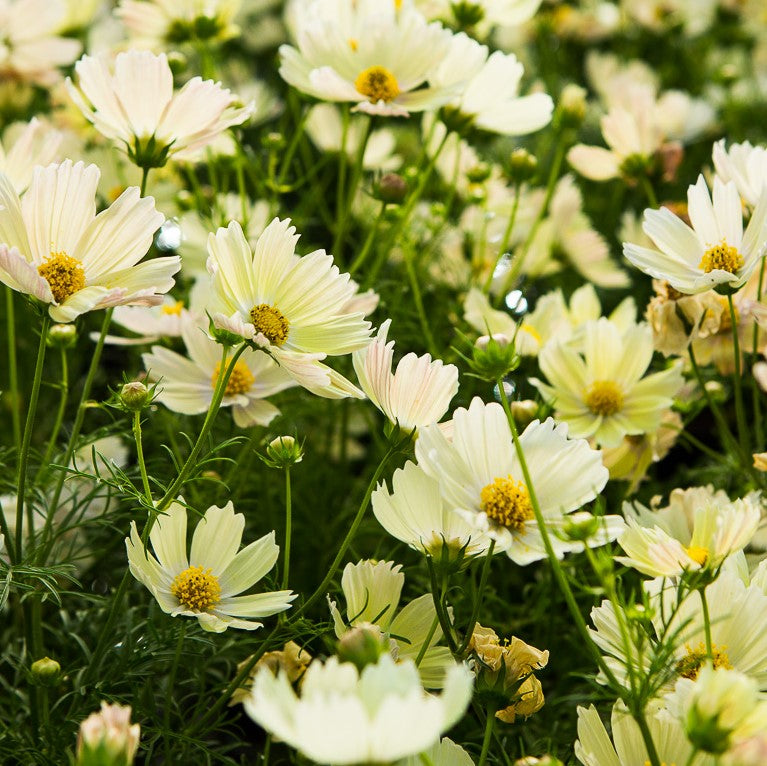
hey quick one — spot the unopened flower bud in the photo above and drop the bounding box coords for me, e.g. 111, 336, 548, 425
31, 656, 61, 686
451, 0, 485, 28
263, 132, 285, 151
508, 149, 538, 184
515, 757, 564, 766
263, 435, 304, 469
561, 511, 600, 542
166, 51, 187, 75
467, 162, 492, 184
336, 624, 389, 671
47, 323, 77, 348
470, 333, 520, 381
374, 173, 408, 204
511, 399, 538, 428
76, 702, 140, 766
119, 381, 151, 412
557, 84, 587, 129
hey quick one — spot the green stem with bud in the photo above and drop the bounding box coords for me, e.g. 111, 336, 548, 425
727, 294, 748, 454
281, 466, 292, 592
477, 703, 497, 766
457, 540, 495, 655
133, 410, 153, 505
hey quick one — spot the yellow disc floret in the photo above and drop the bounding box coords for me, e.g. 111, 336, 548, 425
676, 642, 732, 680
212, 360, 255, 396
585, 381, 624, 417
685, 545, 709, 566
37, 251, 86, 304
249, 303, 289, 346
161, 300, 184, 315
170, 565, 221, 611
355, 66, 400, 104
699, 240, 744, 274
480, 475, 534, 531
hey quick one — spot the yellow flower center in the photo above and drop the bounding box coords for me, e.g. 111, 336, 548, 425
107, 185, 126, 203
170, 565, 221, 611
699, 240, 744, 274
685, 545, 709, 566
676, 642, 732, 680
161, 300, 184, 316
37, 251, 86, 304
585, 381, 624, 417
480, 475, 534, 531
212, 360, 255, 396
249, 303, 289, 346
349, 38, 358, 51
355, 66, 400, 104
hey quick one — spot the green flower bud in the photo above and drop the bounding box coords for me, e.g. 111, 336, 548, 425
336, 624, 390, 672
31, 656, 61, 686
508, 149, 538, 184
374, 173, 408, 204
469, 333, 520, 381
119, 381, 151, 412
47, 323, 77, 349
263, 435, 304, 469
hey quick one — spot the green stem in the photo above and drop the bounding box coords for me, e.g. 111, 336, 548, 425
477, 704, 497, 766
349, 201, 387, 275
415, 613, 440, 667
38, 309, 113, 565
276, 103, 310, 186
483, 185, 521, 294
752, 258, 765, 449
404, 248, 439, 358
700, 586, 713, 658
457, 540, 495, 655
40, 346, 69, 470
154, 344, 247, 514
163, 621, 187, 761
727, 295, 748, 454
426, 558, 458, 654
140, 167, 151, 197
291, 443, 397, 620
133, 410, 153, 505
6, 286, 20, 448
641, 174, 659, 208
14, 314, 50, 563
281, 466, 292, 591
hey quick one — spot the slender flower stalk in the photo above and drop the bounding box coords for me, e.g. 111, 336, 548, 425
281, 467, 292, 591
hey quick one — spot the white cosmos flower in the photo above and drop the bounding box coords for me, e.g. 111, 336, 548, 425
0, 0, 81, 85
279, 0, 457, 117
116, 0, 242, 48
372, 460, 496, 559
328, 560, 455, 688
417, 0, 541, 32
415, 397, 617, 565
713, 139, 767, 208
104, 294, 193, 346
244, 652, 473, 765
623, 175, 767, 294
143, 316, 296, 428
66, 51, 252, 166
575, 701, 714, 766
0, 160, 179, 323
433, 35, 553, 137
0, 118, 62, 194
531, 318, 684, 448
353, 319, 459, 432
618, 492, 761, 577
206, 218, 372, 399
126, 499, 295, 632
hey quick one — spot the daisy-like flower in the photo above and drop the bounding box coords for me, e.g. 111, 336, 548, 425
279, 0, 457, 117
417, 0, 542, 34
105, 294, 194, 346
66, 51, 252, 168
0, 0, 81, 85
372, 460, 496, 559
531, 318, 684, 448
116, 0, 242, 48
0, 118, 62, 193
328, 560, 455, 688
618, 491, 761, 578
433, 35, 553, 137
415, 397, 618, 565
126, 499, 295, 632
142, 316, 296, 427
353, 319, 459, 432
623, 175, 767, 294
0, 160, 179, 323
206, 218, 372, 399
575, 701, 714, 766
713, 140, 767, 208
244, 652, 473, 764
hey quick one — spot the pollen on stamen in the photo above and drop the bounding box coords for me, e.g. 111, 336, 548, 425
250, 303, 290, 346
676, 642, 732, 680
699, 240, 744, 274
355, 65, 400, 104
170, 565, 221, 611
161, 300, 184, 316
37, 251, 86, 304
585, 380, 624, 417
480, 475, 534, 531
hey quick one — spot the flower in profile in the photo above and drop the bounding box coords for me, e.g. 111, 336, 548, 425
0, 0, 81, 85
531, 318, 684, 448
76, 702, 140, 766
353, 319, 459, 432
0, 160, 179, 323
618, 493, 760, 578
415, 398, 618, 564
67, 51, 252, 168
244, 652, 473, 764
0, 118, 62, 193
575, 701, 709, 766
142, 316, 295, 427
623, 175, 767, 294
279, 0, 456, 117
206, 218, 371, 398
329, 560, 455, 688
116, 0, 242, 48
230, 640, 312, 706
713, 139, 767, 208
126, 499, 295, 632
372, 461, 496, 560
